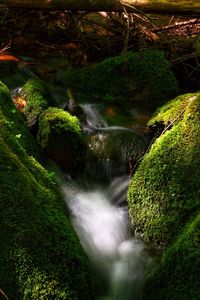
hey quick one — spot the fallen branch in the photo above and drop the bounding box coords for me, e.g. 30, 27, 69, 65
154, 18, 200, 33
0, 0, 200, 15
0, 289, 9, 300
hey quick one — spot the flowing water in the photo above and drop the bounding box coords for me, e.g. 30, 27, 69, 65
59, 104, 155, 300
62, 177, 153, 300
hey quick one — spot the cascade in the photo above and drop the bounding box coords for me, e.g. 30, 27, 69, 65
59, 103, 155, 300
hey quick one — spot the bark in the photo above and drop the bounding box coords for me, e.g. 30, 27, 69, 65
0, 0, 200, 15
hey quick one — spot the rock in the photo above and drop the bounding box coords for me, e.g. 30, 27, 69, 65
127, 92, 200, 300
37, 107, 86, 176
128, 92, 200, 244
61, 49, 179, 109
90, 130, 147, 163
19, 79, 54, 133
144, 213, 200, 300
0, 81, 94, 300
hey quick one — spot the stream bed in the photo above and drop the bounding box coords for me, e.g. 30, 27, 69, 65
57, 104, 157, 300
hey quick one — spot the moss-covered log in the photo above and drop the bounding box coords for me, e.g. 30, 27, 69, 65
1, 0, 200, 15
0, 81, 94, 299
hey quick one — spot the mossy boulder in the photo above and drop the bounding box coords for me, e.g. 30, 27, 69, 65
0, 82, 94, 299
128, 93, 200, 299
19, 79, 54, 129
61, 49, 178, 109
144, 213, 200, 300
128, 93, 200, 245
37, 107, 86, 176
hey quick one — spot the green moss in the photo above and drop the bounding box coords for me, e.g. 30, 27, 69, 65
62, 49, 178, 108
128, 93, 200, 245
0, 82, 94, 299
144, 213, 200, 300
37, 107, 86, 175
149, 93, 198, 126
0, 81, 39, 158
38, 107, 82, 149
22, 79, 54, 127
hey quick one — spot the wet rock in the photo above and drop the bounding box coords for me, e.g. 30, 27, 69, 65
37, 107, 86, 176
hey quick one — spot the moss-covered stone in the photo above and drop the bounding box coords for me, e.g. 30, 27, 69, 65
0, 82, 94, 299
20, 79, 54, 128
61, 49, 178, 109
144, 213, 200, 300
128, 93, 200, 245
128, 92, 200, 299
37, 107, 86, 175
149, 93, 197, 127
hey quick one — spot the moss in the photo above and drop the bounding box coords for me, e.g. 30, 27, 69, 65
144, 213, 200, 300
37, 107, 86, 175
38, 107, 82, 148
0, 81, 39, 158
0, 82, 94, 299
21, 79, 54, 127
128, 93, 200, 245
90, 130, 147, 163
149, 93, 198, 127
61, 49, 178, 109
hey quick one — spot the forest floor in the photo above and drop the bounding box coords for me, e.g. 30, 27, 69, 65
1, 7, 200, 91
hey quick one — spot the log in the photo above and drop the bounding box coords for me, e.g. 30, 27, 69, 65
0, 0, 200, 15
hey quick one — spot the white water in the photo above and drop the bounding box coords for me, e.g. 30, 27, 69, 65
60, 103, 154, 299
81, 103, 135, 134
62, 177, 153, 300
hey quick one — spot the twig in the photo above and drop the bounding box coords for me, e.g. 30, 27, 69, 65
119, 0, 153, 23
0, 289, 9, 300
161, 108, 186, 135
119, 0, 130, 52
35, 41, 57, 49
0, 36, 11, 54
153, 18, 200, 33
172, 51, 200, 64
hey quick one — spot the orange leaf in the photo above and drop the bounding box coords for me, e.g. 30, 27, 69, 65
0, 54, 20, 62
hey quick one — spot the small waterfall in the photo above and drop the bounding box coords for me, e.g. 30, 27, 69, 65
81, 103, 147, 178
62, 176, 153, 300
81, 104, 107, 132
81, 103, 136, 134
58, 103, 155, 299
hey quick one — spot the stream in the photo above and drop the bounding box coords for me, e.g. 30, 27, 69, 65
7, 59, 157, 298
58, 104, 156, 300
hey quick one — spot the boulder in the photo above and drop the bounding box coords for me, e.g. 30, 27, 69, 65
128, 92, 200, 299
128, 93, 200, 244
37, 107, 86, 176
61, 49, 179, 109
17, 79, 54, 131
0, 81, 94, 299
